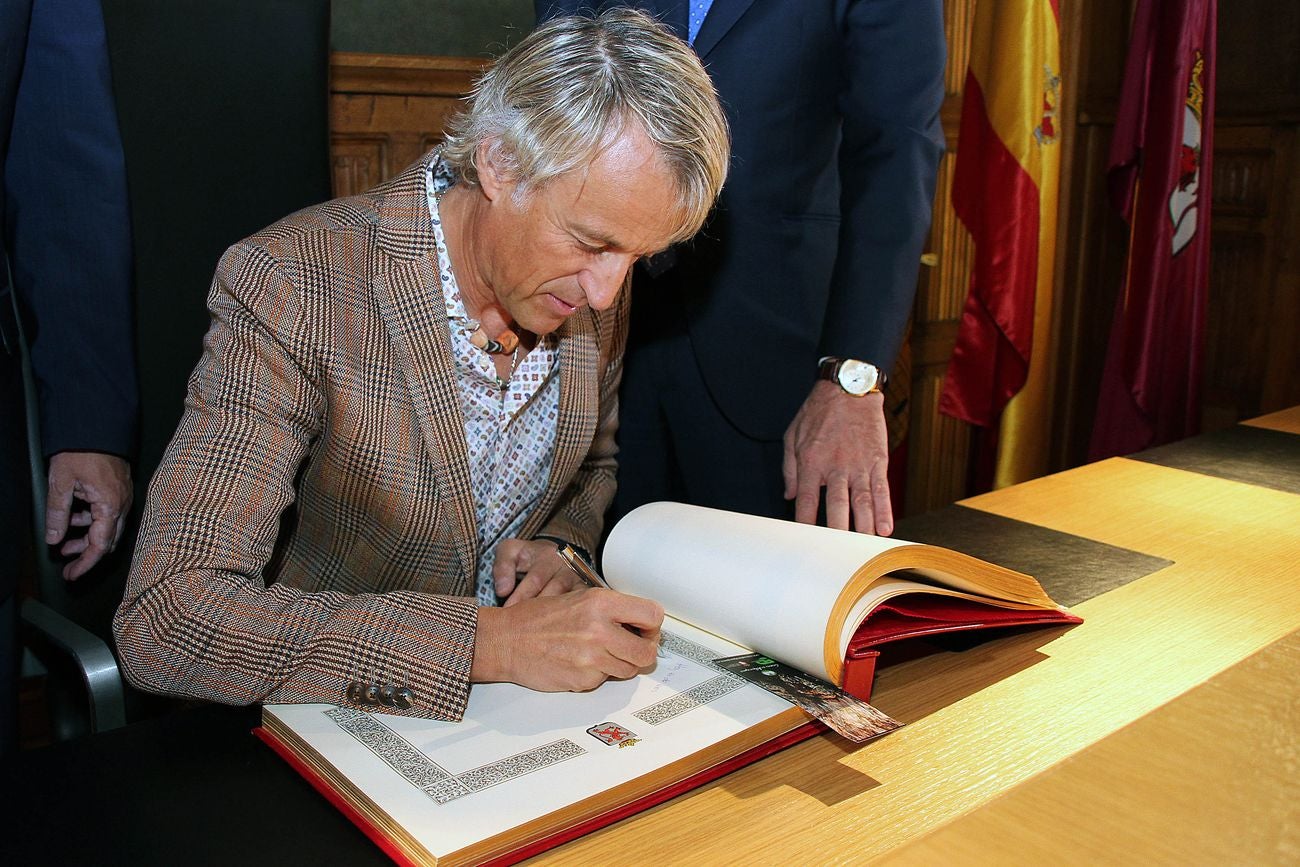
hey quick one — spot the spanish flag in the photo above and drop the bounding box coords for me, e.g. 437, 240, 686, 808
940, 0, 1062, 487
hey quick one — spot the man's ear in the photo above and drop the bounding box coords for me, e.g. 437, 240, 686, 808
476, 138, 514, 202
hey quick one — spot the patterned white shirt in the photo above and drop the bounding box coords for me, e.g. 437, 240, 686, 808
426, 159, 561, 605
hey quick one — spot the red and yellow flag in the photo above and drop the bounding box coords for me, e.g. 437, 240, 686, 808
940, 0, 1062, 487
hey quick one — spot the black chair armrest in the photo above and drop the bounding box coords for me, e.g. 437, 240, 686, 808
20, 598, 126, 734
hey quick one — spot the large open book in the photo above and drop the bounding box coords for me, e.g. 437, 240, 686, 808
604, 503, 1080, 700
257, 502, 1080, 866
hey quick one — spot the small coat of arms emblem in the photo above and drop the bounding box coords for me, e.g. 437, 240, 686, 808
586, 722, 639, 747
1034, 64, 1062, 146
1169, 50, 1205, 256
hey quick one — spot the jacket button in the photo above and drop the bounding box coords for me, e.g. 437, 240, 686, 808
394, 688, 414, 709
364, 684, 381, 705
379, 685, 397, 707
346, 681, 364, 703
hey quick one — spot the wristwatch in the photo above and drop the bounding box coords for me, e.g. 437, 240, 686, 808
817, 356, 885, 396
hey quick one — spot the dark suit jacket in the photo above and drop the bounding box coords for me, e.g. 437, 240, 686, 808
1, 0, 137, 459
538, 0, 945, 439
114, 153, 629, 721
0, 0, 137, 605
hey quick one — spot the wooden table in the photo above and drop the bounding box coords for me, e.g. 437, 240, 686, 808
7, 411, 1296, 866
531, 408, 1300, 865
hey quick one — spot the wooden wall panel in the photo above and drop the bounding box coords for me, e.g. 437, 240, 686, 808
329, 52, 486, 197
331, 135, 387, 198
918, 153, 974, 324
1215, 7, 1300, 121
941, 0, 974, 98
907, 123, 973, 514
1210, 0, 1300, 420
1213, 145, 1274, 219
1045, 0, 1131, 468
900, 0, 975, 516
1204, 228, 1267, 428
1051, 120, 1130, 468
907, 342, 971, 513
1202, 124, 1300, 429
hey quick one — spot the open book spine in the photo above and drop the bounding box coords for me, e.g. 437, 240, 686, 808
841, 653, 880, 701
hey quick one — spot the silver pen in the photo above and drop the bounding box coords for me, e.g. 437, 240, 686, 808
556, 543, 608, 588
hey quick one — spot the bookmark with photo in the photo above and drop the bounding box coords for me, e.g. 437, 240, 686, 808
713, 653, 903, 743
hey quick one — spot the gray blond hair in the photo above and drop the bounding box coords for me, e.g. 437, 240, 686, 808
440, 8, 730, 244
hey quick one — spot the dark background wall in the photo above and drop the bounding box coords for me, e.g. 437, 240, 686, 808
331, 0, 534, 57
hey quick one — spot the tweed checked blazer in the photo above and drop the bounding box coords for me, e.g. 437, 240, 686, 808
114, 152, 629, 720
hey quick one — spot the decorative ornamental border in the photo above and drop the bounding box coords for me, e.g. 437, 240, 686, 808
326, 631, 744, 803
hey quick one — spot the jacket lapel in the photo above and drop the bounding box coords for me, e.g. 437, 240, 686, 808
692, 0, 752, 58
366, 153, 604, 575
369, 155, 478, 592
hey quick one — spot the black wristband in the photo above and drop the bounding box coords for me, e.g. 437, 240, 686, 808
533, 534, 592, 566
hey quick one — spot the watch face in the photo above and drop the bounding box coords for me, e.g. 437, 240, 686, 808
838, 359, 879, 395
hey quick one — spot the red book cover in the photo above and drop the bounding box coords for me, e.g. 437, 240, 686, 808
256, 721, 822, 867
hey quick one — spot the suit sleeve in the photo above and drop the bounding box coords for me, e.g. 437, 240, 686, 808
818, 0, 947, 372
114, 241, 479, 720
5, 0, 137, 457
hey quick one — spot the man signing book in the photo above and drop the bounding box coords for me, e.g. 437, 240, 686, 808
114, 10, 730, 721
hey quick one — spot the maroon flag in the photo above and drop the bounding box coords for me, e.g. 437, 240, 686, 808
1089, 0, 1216, 459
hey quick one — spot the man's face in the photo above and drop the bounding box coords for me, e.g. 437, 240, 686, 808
472, 129, 683, 336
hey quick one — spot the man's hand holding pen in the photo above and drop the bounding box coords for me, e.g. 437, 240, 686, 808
474, 537, 663, 692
